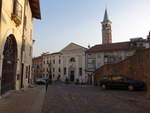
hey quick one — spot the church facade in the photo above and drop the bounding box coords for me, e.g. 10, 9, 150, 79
59, 43, 87, 83
33, 43, 88, 84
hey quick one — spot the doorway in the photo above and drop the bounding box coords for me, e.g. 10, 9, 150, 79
1, 35, 17, 95
70, 71, 75, 82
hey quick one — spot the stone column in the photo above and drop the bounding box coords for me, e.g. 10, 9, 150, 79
66, 56, 69, 79
82, 54, 86, 83
75, 56, 79, 81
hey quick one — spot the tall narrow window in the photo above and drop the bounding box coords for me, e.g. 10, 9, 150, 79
79, 68, 82, 76
58, 68, 61, 72
26, 66, 28, 78
53, 60, 55, 64
64, 67, 66, 75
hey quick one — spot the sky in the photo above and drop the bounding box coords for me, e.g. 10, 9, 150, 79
33, 0, 150, 57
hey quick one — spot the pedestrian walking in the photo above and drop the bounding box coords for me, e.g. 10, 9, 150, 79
45, 79, 49, 92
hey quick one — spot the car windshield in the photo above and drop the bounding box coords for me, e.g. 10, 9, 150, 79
111, 75, 123, 80
101, 75, 112, 80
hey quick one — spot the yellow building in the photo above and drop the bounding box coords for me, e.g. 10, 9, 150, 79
0, 0, 41, 95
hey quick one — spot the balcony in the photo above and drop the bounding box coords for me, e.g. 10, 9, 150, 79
11, 0, 22, 26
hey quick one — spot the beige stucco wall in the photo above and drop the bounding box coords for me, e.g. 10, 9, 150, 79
0, 0, 33, 90
51, 53, 61, 81
22, 1, 33, 87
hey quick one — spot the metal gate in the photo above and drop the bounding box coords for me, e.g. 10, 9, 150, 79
1, 35, 17, 95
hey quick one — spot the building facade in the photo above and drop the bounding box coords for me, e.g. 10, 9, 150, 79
59, 43, 87, 83
32, 56, 43, 80
50, 52, 62, 81
0, 0, 41, 95
42, 52, 51, 78
32, 43, 88, 83
85, 9, 150, 84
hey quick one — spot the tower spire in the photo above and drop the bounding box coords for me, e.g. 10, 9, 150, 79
101, 8, 112, 44
103, 8, 109, 22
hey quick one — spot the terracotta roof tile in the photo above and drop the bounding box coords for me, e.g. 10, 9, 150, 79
86, 42, 133, 53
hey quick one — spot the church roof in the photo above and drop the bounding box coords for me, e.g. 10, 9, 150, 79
86, 42, 134, 53
103, 9, 110, 22
60, 42, 87, 52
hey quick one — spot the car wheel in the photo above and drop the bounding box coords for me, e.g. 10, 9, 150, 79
128, 85, 134, 91
101, 84, 107, 89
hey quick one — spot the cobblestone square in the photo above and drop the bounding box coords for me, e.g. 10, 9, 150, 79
42, 83, 150, 113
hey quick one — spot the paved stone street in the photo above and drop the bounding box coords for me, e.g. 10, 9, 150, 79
42, 82, 150, 113
0, 86, 45, 113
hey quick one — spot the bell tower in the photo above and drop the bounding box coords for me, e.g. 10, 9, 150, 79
101, 9, 112, 44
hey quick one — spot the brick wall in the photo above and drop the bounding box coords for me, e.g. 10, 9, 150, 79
94, 48, 150, 99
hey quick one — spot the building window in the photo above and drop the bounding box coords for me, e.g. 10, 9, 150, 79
92, 60, 96, 68
26, 66, 28, 78
64, 67, 66, 75
59, 59, 61, 64
58, 68, 61, 72
11, 0, 22, 26
70, 57, 75, 62
29, 46, 32, 56
53, 60, 55, 64
53, 68, 55, 72
79, 68, 82, 76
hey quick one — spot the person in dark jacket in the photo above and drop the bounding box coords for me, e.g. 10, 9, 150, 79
45, 79, 49, 92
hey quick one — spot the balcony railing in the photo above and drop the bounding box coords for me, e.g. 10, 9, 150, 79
11, 0, 22, 26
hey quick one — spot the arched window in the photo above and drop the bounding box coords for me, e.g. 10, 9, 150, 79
70, 57, 75, 62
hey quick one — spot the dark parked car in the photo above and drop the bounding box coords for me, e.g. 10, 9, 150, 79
35, 77, 49, 85
99, 74, 145, 91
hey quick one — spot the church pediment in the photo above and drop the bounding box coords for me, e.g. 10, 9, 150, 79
60, 43, 87, 53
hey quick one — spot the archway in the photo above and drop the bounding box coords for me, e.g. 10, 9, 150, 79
1, 35, 17, 95
68, 57, 76, 82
